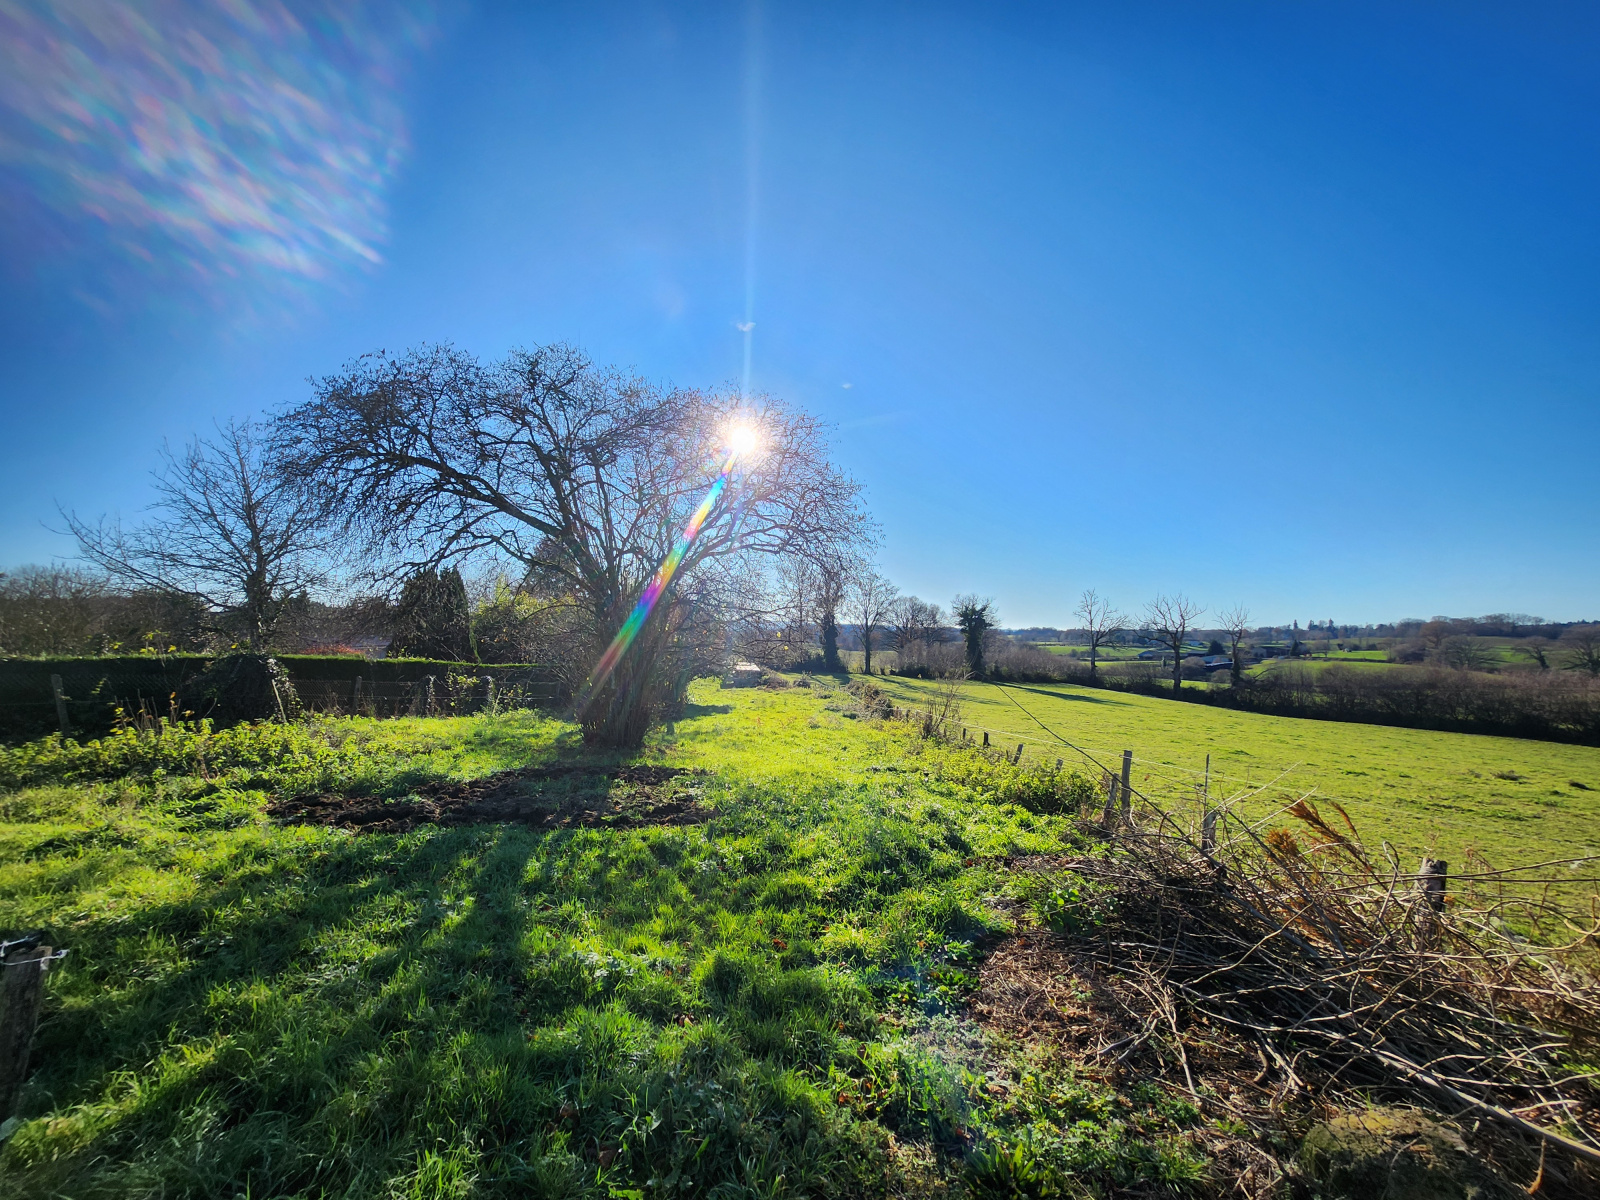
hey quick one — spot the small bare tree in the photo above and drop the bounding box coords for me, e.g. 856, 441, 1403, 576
847, 570, 897, 674
1217, 604, 1251, 687
65, 420, 333, 652
1074, 589, 1125, 684
1143, 593, 1205, 695
810, 551, 854, 673
1561, 626, 1600, 677
889, 595, 939, 661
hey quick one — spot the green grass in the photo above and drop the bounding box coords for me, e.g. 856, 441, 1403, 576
0, 684, 1218, 1199
875, 676, 1600, 874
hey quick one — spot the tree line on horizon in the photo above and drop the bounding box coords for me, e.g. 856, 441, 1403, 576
0, 338, 1595, 745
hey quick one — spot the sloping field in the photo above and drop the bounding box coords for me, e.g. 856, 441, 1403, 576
876, 676, 1600, 872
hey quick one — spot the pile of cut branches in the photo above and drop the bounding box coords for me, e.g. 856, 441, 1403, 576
1050, 789, 1600, 1186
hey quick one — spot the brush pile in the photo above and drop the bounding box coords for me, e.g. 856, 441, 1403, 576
1049, 791, 1600, 1188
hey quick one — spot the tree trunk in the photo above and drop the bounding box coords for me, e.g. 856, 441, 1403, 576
1088, 641, 1099, 683
862, 628, 872, 674
1171, 637, 1183, 695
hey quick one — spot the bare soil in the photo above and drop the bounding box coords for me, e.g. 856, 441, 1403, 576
267, 764, 712, 835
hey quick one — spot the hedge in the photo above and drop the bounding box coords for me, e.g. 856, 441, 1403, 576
0, 655, 561, 742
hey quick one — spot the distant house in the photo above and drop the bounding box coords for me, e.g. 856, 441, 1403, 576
351, 635, 392, 660
1202, 655, 1232, 668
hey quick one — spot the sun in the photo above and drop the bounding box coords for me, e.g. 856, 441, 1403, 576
726, 422, 764, 460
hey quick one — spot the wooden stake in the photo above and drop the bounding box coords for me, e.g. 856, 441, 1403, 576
1119, 750, 1133, 821
1101, 773, 1118, 827
353, 676, 362, 717
0, 945, 52, 1120
49, 675, 69, 736
1419, 858, 1448, 910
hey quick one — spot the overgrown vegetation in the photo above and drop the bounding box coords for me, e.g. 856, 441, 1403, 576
3, 678, 1598, 1196
0, 682, 1218, 1199
876, 675, 1600, 888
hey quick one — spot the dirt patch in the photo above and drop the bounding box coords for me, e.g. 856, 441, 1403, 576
268, 764, 712, 834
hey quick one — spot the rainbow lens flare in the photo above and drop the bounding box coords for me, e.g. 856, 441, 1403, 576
588, 439, 751, 691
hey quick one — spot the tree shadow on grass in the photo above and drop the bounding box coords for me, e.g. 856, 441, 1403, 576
1004, 683, 1124, 707
11, 820, 560, 1195
677, 702, 733, 718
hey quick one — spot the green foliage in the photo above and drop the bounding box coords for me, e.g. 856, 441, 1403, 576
390, 567, 474, 662
920, 745, 1098, 815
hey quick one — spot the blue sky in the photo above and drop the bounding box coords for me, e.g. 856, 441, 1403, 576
2, 1, 1597, 627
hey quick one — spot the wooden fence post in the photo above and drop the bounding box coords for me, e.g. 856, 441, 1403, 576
1119, 750, 1134, 822
1101, 772, 1119, 827
1419, 859, 1447, 910
1013, 743, 1024, 765
353, 676, 363, 717
49, 676, 69, 736
1418, 858, 1448, 945
0, 944, 53, 1120
982, 731, 989, 748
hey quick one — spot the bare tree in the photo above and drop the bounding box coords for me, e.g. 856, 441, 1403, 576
846, 570, 897, 674
0, 566, 108, 656
1074, 589, 1125, 684
276, 343, 868, 744
1562, 626, 1600, 678
953, 594, 996, 677
1217, 604, 1251, 687
65, 420, 332, 652
1522, 638, 1553, 670
1143, 593, 1205, 695
1441, 635, 1495, 672
889, 595, 939, 660
803, 550, 855, 673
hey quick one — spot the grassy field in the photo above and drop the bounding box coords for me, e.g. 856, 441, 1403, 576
2, 678, 1596, 1198
875, 676, 1600, 874
0, 682, 1228, 1199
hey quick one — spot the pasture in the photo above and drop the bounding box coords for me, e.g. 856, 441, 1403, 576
876, 676, 1600, 874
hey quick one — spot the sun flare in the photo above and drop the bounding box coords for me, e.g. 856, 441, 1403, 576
726, 422, 763, 460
